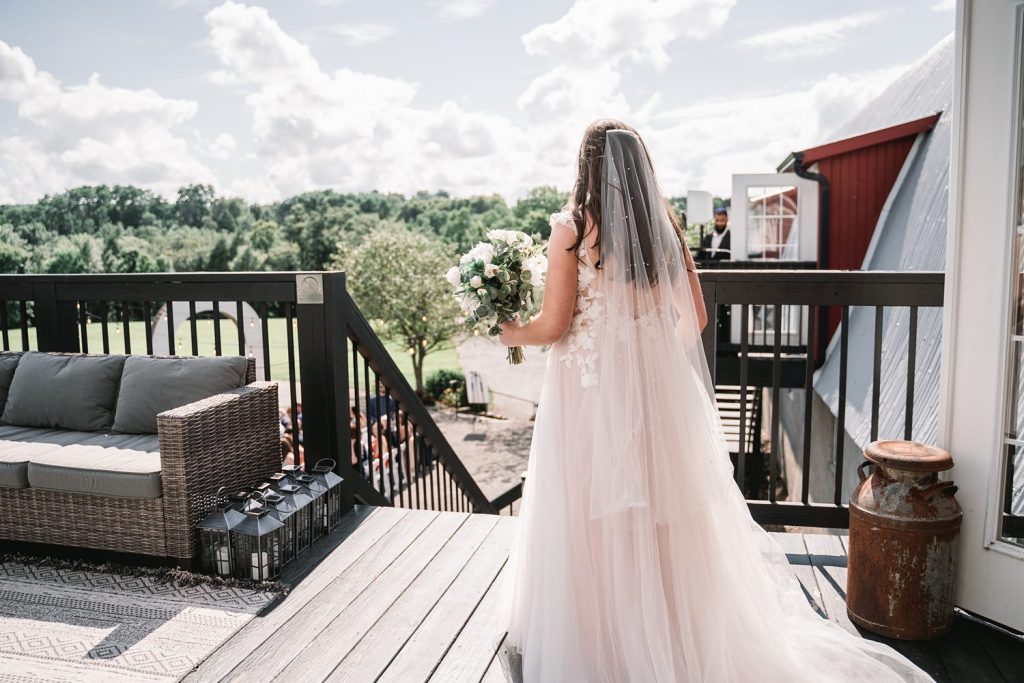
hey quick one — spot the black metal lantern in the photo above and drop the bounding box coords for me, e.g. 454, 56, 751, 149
261, 488, 299, 564
268, 472, 313, 554
281, 464, 303, 482
231, 501, 285, 581
296, 473, 328, 542
196, 487, 245, 577
311, 458, 345, 533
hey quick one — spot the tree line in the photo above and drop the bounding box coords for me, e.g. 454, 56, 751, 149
0, 183, 576, 275
0, 184, 708, 392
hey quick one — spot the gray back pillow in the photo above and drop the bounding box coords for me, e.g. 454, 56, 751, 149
0, 353, 21, 416
2, 352, 126, 431
112, 356, 249, 434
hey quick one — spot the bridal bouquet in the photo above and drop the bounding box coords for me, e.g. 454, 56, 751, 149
446, 229, 547, 365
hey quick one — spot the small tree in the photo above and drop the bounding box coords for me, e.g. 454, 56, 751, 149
338, 228, 459, 394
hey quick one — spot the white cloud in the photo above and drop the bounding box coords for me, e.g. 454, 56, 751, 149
647, 65, 906, 195
738, 9, 895, 60
209, 132, 237, 159
323, 22, 397, 46
203, 1, 531, 200
0, 0, 919, 205
931, 0, 955, 11
523, 0, 734, 69
434, 0, 496, 21
0, 39, 212, 202
200, 0, 910, 201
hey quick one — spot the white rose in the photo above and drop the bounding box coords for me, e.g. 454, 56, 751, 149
445, 266, 461, 287
468, 242, 494, 264
526, 255, 548, 277
484, 263, 498, 277
470, 275, 483, 288
477, 288, 487, 296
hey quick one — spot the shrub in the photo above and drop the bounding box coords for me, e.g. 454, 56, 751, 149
425, 369, 468, 407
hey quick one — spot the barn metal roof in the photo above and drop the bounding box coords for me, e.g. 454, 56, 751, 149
813, 34, 953, 450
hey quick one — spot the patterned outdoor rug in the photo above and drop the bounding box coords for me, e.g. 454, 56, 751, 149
0, 560, 277, 682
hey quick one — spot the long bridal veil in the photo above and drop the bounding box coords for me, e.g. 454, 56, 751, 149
497, 129, 934, 681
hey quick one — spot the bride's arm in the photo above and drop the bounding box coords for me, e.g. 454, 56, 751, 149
498, 221, 578, 347
682, 246, 709, 331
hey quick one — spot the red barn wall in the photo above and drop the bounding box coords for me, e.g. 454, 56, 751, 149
816, 135, 917, 337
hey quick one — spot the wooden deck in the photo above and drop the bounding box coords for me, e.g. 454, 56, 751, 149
186, 505, 1024, 683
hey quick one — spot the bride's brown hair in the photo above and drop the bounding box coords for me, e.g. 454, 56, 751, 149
568, 118, 683, 264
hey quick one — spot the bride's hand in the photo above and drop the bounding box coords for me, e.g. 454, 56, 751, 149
498, 318, 521, 346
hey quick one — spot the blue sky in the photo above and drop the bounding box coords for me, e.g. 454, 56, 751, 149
0, 0, 954, 203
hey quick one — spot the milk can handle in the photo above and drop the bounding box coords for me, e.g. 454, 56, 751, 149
857, 460, 874, 482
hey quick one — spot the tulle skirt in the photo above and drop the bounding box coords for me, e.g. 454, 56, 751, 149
495, 342, 935, 683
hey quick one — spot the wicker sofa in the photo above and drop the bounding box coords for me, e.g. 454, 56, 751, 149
0, 351, 280, 563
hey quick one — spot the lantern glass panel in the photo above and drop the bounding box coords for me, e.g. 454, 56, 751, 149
297, 473, 328, 540
312, 459, 345, 532
263, 491, 298, 565
232, 509, 285, 581
273, 476, 313, 554
196, 502, 245, 577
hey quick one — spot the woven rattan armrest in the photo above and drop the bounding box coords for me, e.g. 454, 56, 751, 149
156, 381, 281, 561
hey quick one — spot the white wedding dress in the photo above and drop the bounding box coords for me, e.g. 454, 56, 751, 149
495, 131, 935, 682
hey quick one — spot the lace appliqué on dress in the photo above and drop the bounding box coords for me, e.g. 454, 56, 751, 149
551, 209, 604, 388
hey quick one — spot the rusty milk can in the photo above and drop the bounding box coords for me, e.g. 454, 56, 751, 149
846, 440, 962, 640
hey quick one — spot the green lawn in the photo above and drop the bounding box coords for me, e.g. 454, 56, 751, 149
14, 318, 461, 388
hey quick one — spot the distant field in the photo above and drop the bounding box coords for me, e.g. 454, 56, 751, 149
12, 318, 461, 386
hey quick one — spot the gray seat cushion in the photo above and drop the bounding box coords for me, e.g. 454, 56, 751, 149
2, 352, 126, 432
0, 425, 78, 488
26, 431, 161, 499
112, 355, 249, 434
0, 352, 21, 416
0, 425, 160, 497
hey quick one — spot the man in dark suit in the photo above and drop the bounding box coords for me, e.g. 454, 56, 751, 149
698, 207, 731, 260
698, 207, 732, 345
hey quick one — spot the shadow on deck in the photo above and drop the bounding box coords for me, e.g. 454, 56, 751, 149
186, 506, 1024, 682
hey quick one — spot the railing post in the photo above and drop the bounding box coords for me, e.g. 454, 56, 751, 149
30, 282, 78, 352
296, 272, 359, 515
323, 272, 356, 516
295, 273, 331, 475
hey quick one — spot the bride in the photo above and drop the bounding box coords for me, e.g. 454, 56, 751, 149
493, 119, 935, 682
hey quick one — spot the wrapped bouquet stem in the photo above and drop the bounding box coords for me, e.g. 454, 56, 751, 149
446, 229, 547, 365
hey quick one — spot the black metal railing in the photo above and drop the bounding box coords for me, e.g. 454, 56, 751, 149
0, 272, 494, 516
700, 270, 944, 528
340, 285, 495, 513
1, 270, 945, 527
491, 481, 523, 516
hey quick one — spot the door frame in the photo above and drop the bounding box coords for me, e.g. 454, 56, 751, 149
940, 0, 1024, 631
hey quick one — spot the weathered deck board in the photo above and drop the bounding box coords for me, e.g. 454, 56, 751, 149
186, 508, 1024, 683
801, 531, 858, 635
481, 655, 507, 683
768, 530, 827, 619
183, 504, 399, 682
429, 563, 511, 682
326, 513, 501, 682
272, 511, 468, 680
218, 507, 439, 681
378, 516, 516, 683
